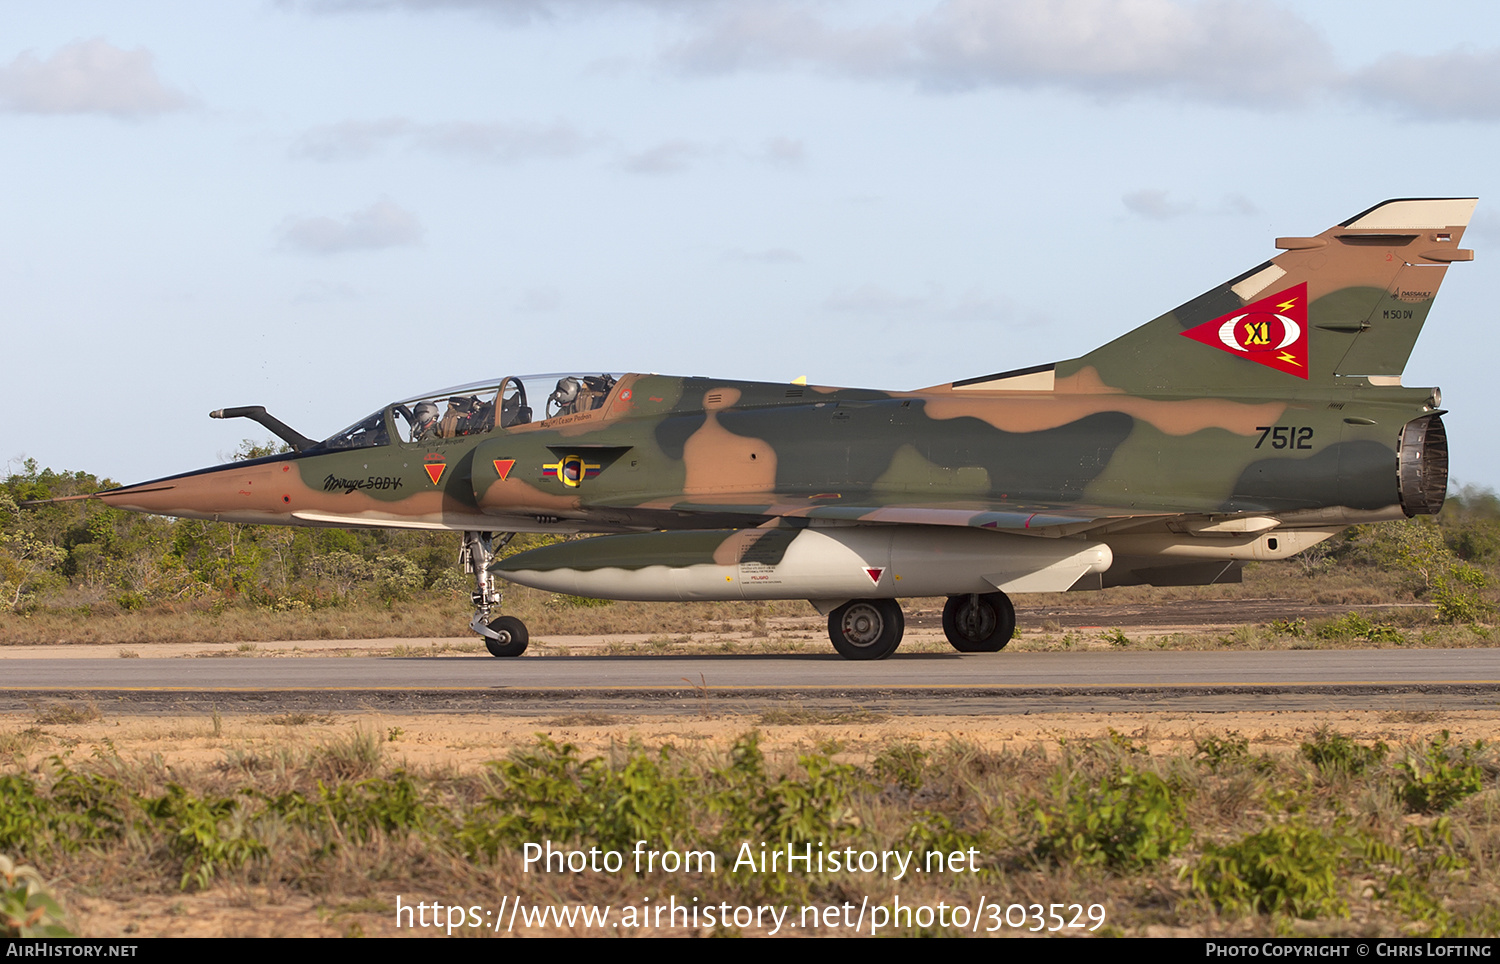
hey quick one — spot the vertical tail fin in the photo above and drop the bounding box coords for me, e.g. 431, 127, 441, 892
1063, 198, 1475, 394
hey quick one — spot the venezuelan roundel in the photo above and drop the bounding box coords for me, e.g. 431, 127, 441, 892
1181, 282, 1309, 379
542, 454, 601, 488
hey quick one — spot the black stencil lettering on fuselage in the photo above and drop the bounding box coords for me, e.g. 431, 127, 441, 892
324, 474, 406, 494
737, 529, 799, 567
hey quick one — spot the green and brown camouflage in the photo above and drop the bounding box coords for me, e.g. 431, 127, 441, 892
67, 198, 1470, 659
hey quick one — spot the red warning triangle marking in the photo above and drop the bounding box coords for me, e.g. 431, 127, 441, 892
493, 459, 515, 481
423, 463, 445, 485
865, 567, 884, 584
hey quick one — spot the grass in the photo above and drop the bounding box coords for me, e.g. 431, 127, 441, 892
0, 553, 1494, 659
757, 707, 889, 726
543, 713, 624, 727
267, 712, 333, 727
0, 589, 818, 647
30, 703, 100, 726
4, 724, 1500, 937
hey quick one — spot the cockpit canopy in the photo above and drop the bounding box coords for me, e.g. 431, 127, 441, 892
310, 373, 623, 452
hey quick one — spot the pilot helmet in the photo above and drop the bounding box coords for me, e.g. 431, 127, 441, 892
551, 377, 580, 404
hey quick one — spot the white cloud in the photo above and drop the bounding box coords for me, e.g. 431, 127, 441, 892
666, 0, 1337, 108
667, 5, 903, 77
1122, 189, 1195, 220
759, 135, 805, 166
292, 280, 362, 303
1222, 193, 1259, 216
277, 199, 424, 254
1121, 190, 1260, 220
417, 121, 594, 161
620, 139, 706, 174
279, 1, 1500, 122
280, 0, 685, 24
278, 0, 565, 23
825, 283, 930, 315
292, 118, 415, 161
292, 117, 596, 163
909, 0, 1334, 104
0, 39, 191, 117
1348, 47, 1500, 121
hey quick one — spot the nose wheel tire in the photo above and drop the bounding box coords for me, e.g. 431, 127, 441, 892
483, 615, 529, 657
942, 591, 1015, 653
827, 599, 904, 660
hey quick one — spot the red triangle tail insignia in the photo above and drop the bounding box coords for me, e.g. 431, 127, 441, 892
1181, 282, 1310, 379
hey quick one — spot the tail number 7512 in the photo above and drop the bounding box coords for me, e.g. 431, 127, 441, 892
1255, 426, 1314, 450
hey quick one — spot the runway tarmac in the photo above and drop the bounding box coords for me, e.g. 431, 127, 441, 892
4, 648, 1499, 715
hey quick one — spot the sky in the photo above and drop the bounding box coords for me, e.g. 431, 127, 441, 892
5, 0, 1500, 488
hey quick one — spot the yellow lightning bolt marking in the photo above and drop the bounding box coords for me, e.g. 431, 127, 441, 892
1277, 298, 1298, 313
1278, 351, 1301, 366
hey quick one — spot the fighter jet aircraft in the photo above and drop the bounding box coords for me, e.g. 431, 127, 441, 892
82, 198, 1470, 659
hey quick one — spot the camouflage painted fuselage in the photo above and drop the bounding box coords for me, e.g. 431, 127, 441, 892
96, 197, 1466, 598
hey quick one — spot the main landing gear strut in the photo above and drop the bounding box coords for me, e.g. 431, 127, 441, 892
462, 530, 528, 657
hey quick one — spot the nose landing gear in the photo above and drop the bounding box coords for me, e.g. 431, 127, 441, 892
462, 530, 528, 657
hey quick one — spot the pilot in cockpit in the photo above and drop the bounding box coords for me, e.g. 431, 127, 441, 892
549, 377, 582, 416
547, 375, 616, 418
410, 401, 441, 441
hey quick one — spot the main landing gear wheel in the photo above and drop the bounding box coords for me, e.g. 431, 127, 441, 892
942, 591, 1016, 653
484, 615, 529, 658
827, 599, 904, 660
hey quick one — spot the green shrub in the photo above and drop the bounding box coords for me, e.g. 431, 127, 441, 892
0, 776, 53, 856
1032, 764, 1192, 871
902, 811, 993, 877
1398, 732, 1486, 814
1365, 624, 1407, 644
872, 741, 928, 792
143, 785, 267, 891
1194, 733, 1250, 773
460, 736, 697, 859
1446, 518, 1500, 563
0, 761, 125, 858
0, 854, 72, 938
1431, 565, 1493, 624
1192, 821, 1347, 919
750, 753, 863, 849
372, 555, 424, 603
267, 772, 435, 843
1314, 612, 1404, 643
1300, 729, 1388, 777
